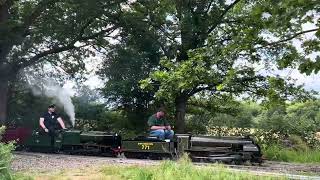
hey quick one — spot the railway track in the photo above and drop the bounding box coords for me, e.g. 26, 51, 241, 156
12, 151, 320, 179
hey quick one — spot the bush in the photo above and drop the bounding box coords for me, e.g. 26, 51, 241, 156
287, 135, 309, 151
206, 126, 286, 147
255, 101, 320, 147
263, 144, 320, 163
0, 126, 15, 180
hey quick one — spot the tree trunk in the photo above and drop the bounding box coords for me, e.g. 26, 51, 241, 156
0, 79, 9, 125
175, 96, 187, 133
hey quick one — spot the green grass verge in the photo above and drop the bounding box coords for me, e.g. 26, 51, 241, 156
16, 156, 286, 180
101, 156, 285, 180
263, 145, 320, 163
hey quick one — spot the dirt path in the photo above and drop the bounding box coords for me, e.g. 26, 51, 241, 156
12, 152, 320, 179
12, 152, 156, 172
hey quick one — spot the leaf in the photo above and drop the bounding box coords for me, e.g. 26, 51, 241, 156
216, 84, 224, 91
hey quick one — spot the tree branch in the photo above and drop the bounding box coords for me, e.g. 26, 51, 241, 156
265, 28, 319, 46
205, 0, 214, 13
188, 74, 266, 97
188, 84, 218, 96
207, 0, 241, 34
221, 0, 241, 18
16, 26, 117, 69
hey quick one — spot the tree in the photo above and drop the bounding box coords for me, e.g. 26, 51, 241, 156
97, 7, 170, 126
98, 44, 159, 112
186, 97, 261, 133
0, 0, 125, 123
133, 0, 318, 132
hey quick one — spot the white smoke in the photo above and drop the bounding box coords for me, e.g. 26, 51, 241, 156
28, 79, 76, 127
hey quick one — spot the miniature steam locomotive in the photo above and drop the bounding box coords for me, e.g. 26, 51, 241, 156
2, 128, 263, 164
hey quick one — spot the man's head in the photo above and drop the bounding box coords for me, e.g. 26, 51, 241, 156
156, 108, 166, 119
48, 104, 56, 113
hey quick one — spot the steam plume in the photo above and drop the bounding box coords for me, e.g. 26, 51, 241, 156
28, 79, 75, 127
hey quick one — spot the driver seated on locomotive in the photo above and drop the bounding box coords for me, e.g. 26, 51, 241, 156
147, 108, 174, 140
39, 104, 66, 150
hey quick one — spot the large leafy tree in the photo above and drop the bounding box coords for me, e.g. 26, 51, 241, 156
112, 0, 319, 133
98, 44, 159, 129
98, 44, 159, 111
97, 7, 167, 125
0, 0, 126, 123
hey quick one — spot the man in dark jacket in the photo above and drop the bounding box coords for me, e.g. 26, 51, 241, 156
39, 104, 66, 150
147, 108, 174, 140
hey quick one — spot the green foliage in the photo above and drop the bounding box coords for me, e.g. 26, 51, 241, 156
93, 0, 318, 132
201, 100, 320, 147
287, 135, 309, 152
136, 0, 317, 103
185, 95, 243, 133
97, 27, 162, 126
186, 99, 261, 134
263, 144, 320, 163
2, 0, 126, 74
0, 126, 15, 180
210, 102, 261, 129
206, 126, 286, 148
255, 107, 290, 135
73, 86, 153, 137
101, 155, 284, 180
98, 45, 158, 111
256, 100, 320, 146
0, 0, 127, 123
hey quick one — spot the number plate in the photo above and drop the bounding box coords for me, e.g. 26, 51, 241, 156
138, 142, 154, 150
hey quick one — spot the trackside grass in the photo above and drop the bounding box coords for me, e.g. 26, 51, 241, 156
100, 156, 285, 180
263, 145, 320, 163
16, 157, 286, 180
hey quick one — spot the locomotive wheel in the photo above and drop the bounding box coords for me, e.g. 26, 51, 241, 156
231, 160, 243, 165
161, 154, 173, 160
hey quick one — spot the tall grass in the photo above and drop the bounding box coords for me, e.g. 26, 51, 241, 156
263, 145, 320, 163
102, 155, 285, 180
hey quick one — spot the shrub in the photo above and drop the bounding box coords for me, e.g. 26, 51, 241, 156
287, 135, 309, 151
206, 126, 286, 147
255, 101, 320, 147
263, 144, 320, 163
0, 126, 15, 180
